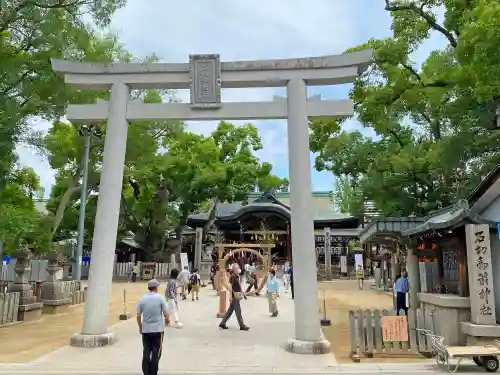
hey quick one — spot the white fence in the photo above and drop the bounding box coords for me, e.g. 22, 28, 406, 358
0, 260, 51, 282
349, 308, 436, 359
60, 280, 86, 305
113, 262, 171, 279
1, 260, 175, 281
60, 280, 80, 296
0, 292, 20, 326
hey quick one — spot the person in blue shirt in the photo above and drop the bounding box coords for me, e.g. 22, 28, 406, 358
267, 269, 279, 317
136, 279, 169, 375
394, 270, 409, 316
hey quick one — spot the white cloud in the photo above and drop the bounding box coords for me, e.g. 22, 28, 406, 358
110, 0, 363, 61
17, 0, 393, 197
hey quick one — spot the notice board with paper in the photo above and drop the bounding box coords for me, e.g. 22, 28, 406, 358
381, 316, 408, 342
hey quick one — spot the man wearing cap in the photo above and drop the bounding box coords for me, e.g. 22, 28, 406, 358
137, 279, 169, 375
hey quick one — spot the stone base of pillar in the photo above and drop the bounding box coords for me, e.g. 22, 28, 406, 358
42, 299, 71, 314
18, 303, 43, 322
70, 332, 115, 348
461, 322, 500, 343
285, 336, 331, 354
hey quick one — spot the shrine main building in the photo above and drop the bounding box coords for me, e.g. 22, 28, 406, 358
186, 190, 360, 266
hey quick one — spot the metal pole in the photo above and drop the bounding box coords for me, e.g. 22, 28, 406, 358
75, 129, 91, 281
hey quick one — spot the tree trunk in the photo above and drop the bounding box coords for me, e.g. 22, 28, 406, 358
51, 175, 80, 237
143, 180, 170, 258
202, 198, 219, 237
173, 210, 190, 255
173, 226, 183, 255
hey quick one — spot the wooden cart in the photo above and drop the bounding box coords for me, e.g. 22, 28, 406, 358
417, 329, 500, 372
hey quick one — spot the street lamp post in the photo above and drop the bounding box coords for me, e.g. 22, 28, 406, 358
74, 125, 100, 281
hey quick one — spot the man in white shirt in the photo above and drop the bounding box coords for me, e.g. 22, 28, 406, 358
177, 266, 190, 300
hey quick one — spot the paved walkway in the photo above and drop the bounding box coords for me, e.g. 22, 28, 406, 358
1, 286, 334, 373
0, 285, 485, 374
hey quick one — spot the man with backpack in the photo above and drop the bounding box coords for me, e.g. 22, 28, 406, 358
189, 268, 201, 301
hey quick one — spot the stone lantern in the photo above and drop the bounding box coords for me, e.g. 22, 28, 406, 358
7, 248, 43, 321
42, 251, 71, 314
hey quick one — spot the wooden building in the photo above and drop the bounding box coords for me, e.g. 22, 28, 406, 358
186, 190, 360, 267
360, 166, 500, 346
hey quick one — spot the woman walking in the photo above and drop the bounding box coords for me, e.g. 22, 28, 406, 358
165, 269, 183, 328
282, 262, 290, 293
266, 269, 279, 317
219, 264, 250, 331
131, 262, 140, 283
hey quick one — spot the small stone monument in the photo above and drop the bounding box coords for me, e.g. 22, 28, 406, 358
42, 252, 71, 314
7, 248, 43, 321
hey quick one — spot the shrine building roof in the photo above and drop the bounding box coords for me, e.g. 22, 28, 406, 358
359, 216, 424, 245
186, 190, 358, 228
400, 200, 495, 238
360, 166, 500, 243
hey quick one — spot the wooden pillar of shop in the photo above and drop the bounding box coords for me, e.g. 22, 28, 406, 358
390, 251, 398, 288
216, 245, 223, 295
217, 245, 223, 269
286, 222, 292, 262
217, 289, 227, 317
216, 270, 228, 317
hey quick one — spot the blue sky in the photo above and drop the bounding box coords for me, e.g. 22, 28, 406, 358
17, 0, 445, 197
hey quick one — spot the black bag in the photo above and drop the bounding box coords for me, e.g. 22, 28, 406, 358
189, 274, 198, 285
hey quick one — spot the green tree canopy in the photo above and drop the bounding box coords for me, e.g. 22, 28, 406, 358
311, 0, 500, 217
44, 89, 183, 244
0, 167, 50, 254
0, 0, 128, 255
0, 0, 128, 193
121, 121, 288, 258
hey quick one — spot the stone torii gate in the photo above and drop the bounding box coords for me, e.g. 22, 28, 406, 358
51, 50, 372, 353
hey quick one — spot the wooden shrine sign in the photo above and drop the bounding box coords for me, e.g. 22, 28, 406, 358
381, 316, 408, 342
